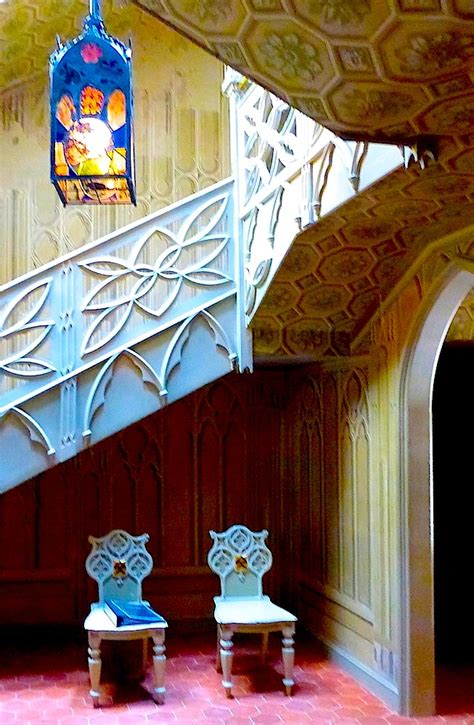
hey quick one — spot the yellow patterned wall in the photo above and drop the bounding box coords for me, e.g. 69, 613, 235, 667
0, 1, 229, 284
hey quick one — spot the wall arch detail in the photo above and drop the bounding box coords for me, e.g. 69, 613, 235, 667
400, 267, 474, 715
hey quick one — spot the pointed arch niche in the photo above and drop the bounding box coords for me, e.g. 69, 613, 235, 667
400, 267, 474, 716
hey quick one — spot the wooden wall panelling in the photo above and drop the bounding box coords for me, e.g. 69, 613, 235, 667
197, 386, 226, 563
245, 372, 288, 605
162, 396, 195, 569
321, 370, 341, 592
341, 369, 371, 613
366, 312, 403, 681
213, 381, 248, 531
300, 584, 376, 665
130, 423, 164, 566
290, 373, 325, 590
0, 479, 36, 571
0, 468, 77, 623
369, 341, 394, 649
286, 361, 376, 672
0, 371, 291, 627
74, 449, 108, 620
36, 466, 74, 577
341, 414, 356, 601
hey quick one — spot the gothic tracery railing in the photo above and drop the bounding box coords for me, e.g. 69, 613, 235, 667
0, 178, 251, 492
224, 70, 406, 321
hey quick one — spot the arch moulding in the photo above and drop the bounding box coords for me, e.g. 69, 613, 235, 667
400, 266, 474, 716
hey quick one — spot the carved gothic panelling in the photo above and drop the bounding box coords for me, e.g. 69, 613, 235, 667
288, 364, 372, 620
0, 371, 288, 625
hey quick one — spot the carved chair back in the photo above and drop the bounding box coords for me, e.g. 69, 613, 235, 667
208, 524, 272, 600
85, 529, 153, 605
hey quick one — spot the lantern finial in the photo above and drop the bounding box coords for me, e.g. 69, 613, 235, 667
85, 0, 104, 31
90, 0, 101, 18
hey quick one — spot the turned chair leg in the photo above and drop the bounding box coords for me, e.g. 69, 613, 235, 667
141, 638, 149, 677
281, 625, 295, 696
87, 632, 102, 707
215, 624, 222, 672
219, 625, 234, 698
260, 631, 269, 664
151, 631, 166, 704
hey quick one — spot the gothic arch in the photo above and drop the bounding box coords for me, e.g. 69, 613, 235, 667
400, 267, 474, 715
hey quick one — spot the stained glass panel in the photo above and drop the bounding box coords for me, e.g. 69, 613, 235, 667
80, 85, 105, 116
50, 4, 135, 205
56, 94, 75, 129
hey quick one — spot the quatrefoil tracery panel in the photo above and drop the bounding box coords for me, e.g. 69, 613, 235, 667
86, 529, 153, 586
208, 524, 273, 581
79, 191, 233, 358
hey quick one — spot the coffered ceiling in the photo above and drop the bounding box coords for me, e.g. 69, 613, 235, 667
136, 0, 474, 143
251, 135, 474, 360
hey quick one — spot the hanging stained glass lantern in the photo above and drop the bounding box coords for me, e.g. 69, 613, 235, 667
50, 0, 136, 205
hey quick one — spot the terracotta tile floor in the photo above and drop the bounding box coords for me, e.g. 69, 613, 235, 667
0, 629, 473, 724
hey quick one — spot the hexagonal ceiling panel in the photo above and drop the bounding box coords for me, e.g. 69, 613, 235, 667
136, 0, 474, 143
250, 135, 474, 360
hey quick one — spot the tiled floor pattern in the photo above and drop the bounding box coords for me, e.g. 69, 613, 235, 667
0, 630, 473, 724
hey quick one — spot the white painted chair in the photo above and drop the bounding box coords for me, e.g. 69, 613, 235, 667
208, 524, 297, 698
84, 529, 167, 707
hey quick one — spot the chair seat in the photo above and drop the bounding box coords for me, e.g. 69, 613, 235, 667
84, 605, 167, 633
214, 597, 297, 626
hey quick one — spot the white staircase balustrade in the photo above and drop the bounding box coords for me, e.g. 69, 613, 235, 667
0, 179, 251, 493
224, 71, 407, 321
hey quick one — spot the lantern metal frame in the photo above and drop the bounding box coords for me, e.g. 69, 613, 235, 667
49, 0, 136, 205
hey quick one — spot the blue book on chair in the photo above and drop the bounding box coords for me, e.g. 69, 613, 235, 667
104, 599, 166, 627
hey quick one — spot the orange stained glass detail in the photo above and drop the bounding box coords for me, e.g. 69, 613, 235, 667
107, 89, 126, 130
54, 142, 69, 176
80, 85, 104, 116
56, 94, 75, 130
